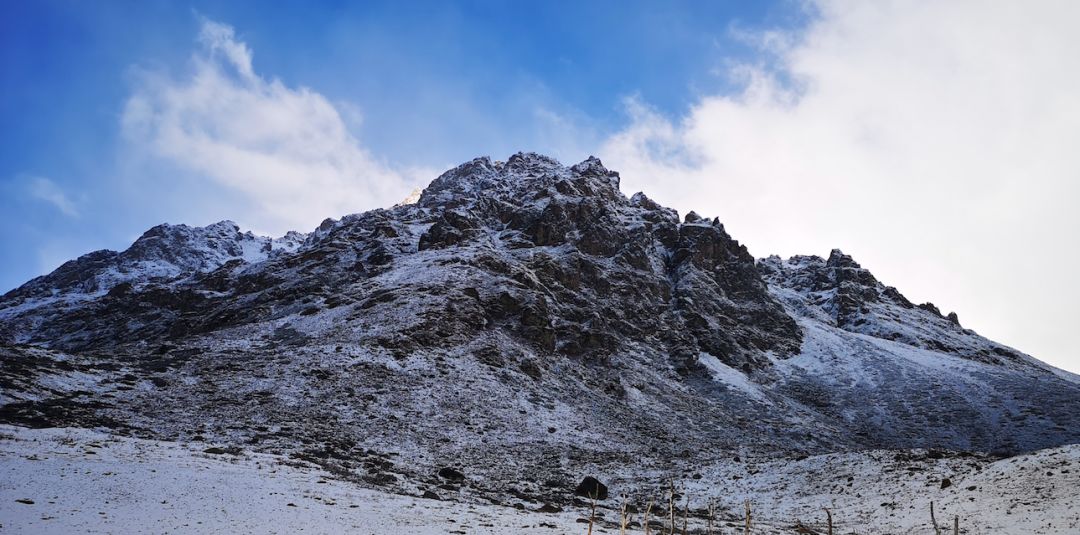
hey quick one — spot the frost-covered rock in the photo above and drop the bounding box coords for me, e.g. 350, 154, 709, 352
758, 250, 1029, 366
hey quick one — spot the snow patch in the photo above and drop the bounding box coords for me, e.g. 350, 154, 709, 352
698, 353, 767, 400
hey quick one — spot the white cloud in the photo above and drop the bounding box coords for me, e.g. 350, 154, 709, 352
25, 176, 79, 217
122, 18, 423, 235
600, 0, 1080, 372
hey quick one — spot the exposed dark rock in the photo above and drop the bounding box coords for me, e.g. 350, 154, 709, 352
759, 251, 1026, 366
537, 503, 563, 513
574, 476, 608, 500
919, 302, 943, 316
438, 467, 465, 481
882, 286, 914, 308
518, 359, 542, 380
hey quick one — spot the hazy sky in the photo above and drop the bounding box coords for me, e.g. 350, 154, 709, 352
2, 1, 1078, 373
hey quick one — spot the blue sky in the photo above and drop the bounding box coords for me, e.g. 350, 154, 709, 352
0, 0, 798, 291
3, 1, 1080, 373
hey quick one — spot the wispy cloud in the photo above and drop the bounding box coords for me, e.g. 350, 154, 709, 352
25, 175, 79, 217
121, 18, 425, 235
600, 0, 1080, 370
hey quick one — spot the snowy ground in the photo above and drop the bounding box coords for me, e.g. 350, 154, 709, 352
682, 446, 1080, 534
1, 425, 1078, 534
0, 425, 584, 534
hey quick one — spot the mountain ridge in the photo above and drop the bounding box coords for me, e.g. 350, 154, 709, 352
2, 152, 1079, 509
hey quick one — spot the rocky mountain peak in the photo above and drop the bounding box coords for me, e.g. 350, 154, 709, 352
762, 248, 1022, 366
825, 248, 860, 269
0, 219, 305, 308
399, 153, 799, 368
126, 220, 244, 266
418, 153, 620, 211
503, 151, 564, 173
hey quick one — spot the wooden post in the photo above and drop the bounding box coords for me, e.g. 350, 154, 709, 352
744, 499, 752, 535
619, 494, 629, 535
681, 493, 689, 535
644, 500, 654, 535
707, 500, 715, 535
668, 481, 676, 535
587, 494, 597, 535
930, 501, 941, 535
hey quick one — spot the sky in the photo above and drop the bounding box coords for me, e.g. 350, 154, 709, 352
2, 0, 1078, 373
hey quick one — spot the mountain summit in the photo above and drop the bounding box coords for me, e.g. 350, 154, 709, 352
2, 152, 1079, 508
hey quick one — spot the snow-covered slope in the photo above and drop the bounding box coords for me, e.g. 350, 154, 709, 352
0, 221, 305, 345
0, 425, 586, 534
1, 153, 1078, 531
3, 425, 1077, 534
6, 220, 303, 300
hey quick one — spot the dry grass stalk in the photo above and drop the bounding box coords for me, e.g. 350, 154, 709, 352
953, 515, 959, 535
707, 499, 716, 535
744, 499, 752, 535
619, 494, 629, 535
824, 507, 833, 535
681, 493, 689, 535
930, 501, 941, 535
587, 494, 598, 535
668, 480, 676, 535
644, 499, 654, 535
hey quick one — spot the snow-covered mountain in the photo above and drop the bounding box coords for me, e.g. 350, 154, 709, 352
2, 153, 1079, 528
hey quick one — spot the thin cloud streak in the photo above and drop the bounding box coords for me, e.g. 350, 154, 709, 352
25, 175, 79, 217
121, 18, 424, 235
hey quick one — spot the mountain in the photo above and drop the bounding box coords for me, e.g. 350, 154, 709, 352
2, 152, 1079, 513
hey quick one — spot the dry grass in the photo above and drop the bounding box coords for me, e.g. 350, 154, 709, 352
580, 481, 965, 534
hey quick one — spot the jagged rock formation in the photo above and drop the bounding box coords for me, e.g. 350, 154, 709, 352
6, 220, 302, 300
759, 251, 1023, 365
1, 152, 1079, 505
1, 154, 800, 372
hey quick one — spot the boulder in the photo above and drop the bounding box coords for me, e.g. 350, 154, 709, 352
574, 476, 608, 500
437, 467, 465, 481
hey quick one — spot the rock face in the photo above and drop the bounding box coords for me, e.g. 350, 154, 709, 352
6, 221, 302, 301
409, 153, 800, 370
1, 152, 1079, 506
758, 250, 1023, 365
0, 154, 800, 372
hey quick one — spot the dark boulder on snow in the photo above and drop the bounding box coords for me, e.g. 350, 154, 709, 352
438, 467, 465, 481
536, 503, 563, 513
574, 476, 608, 500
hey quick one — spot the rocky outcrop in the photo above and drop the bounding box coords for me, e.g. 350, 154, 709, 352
759, 250, 1022, 365
1, 220, 303, 305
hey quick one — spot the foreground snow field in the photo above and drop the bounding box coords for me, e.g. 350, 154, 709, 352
0, 425, 585, 534
1, 425, 1077, 534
